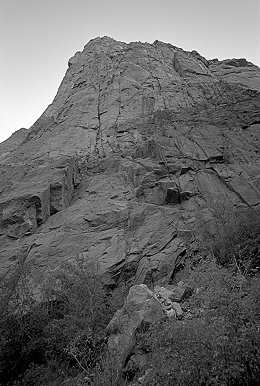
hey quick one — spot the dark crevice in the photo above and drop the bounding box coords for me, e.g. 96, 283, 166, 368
165, 188, 193, 205
72, 81, 87, 89
242, 119, 260, 130
208, 155, 224, 163
50, 184, 63, 216
28, 196, 43, 225
169, 249, 187, 284
165, 188, 180, 204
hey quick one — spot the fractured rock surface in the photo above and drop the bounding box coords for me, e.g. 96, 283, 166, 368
106, 283, 188, 374
107, 284, 164, 366
0, 36, 260, 284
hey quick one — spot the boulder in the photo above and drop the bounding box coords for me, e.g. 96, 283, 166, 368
154, 285, 184, 319
106, 284, 164, 366
171, 302, 184, 319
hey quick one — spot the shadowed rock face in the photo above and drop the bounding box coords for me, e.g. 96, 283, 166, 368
0, 36, 260, 284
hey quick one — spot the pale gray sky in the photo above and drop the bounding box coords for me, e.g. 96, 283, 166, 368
1, 0, 259, 143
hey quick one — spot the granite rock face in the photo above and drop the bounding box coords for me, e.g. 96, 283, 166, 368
106, 283, 187, 374
0, 128, 28, 159
0, 36, 260, 284
106, 284, 164, 367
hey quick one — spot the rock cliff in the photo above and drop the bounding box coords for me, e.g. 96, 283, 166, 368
1, 36, 260, 286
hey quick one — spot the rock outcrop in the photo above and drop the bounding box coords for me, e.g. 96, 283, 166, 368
0, 36, 260, 285
106, 283, 187, 376
0, 128, 28, 158
106, 284, 164, 367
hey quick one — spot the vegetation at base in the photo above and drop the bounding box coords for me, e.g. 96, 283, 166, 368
134, 261, 260, 385
0, 258, 127, 386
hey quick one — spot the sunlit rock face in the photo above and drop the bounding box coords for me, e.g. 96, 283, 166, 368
0, 36, 260, 284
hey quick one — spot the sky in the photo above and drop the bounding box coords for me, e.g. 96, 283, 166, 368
1, 0, 259, 143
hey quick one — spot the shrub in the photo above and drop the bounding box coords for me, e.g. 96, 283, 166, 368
135, 261, 260, 386
195, 201, 260, 275
0, 257, 127, 386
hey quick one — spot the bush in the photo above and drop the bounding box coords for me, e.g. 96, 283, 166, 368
195, 202, 260, 275
0, 257, 127, 386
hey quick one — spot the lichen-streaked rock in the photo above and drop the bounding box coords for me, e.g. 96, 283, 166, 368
0, 36, 260, 285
